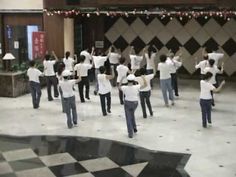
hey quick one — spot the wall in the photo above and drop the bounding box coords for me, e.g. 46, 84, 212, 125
0, 0, 43, 10
104, 16, 236, 77
64, 18, 74, 56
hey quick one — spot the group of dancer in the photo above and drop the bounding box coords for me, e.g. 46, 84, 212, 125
26, 45, 225, 138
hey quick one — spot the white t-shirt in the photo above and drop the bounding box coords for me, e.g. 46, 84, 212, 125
98, 74, 112, 94
204, 66, 220, 84
200, 80, 215, 99
80, 50, 92, 64
208, 52, 224, 66
59, 80, 77, 98
116, 64, 129, 83
195, 60, 209, 74
74, 63, 92, 77
109, 52, 121, 64
63, 57, 74, 71
93, 56, 107, 69
43, 60, 56, 76
166, 57, 182, 74
27, 68, 42, 83
121, 85, 141, 102
145, 53, 156, 70
157, 62, 171, 80
135, 74, 154, 92
130, 55, 143, 70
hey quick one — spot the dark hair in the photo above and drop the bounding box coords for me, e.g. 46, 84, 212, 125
45, 54, 51, 61
160, 54, 167, 63
63, 76, 70, 80
111, 47, 115, 52
29, 60, 35, 67
139, 68, 146, 75
208, 59, 215, 66
203, 72, 213, 80
57, 63, 65, 76
79, 55, 86, 62
148, 46, 157, 58
65, 51, 70, 59
203, 55, 209, 60
99, 66, 105, 74
119, 57, 126, 64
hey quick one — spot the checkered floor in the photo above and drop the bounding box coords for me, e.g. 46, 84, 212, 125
0, 136, 190, 177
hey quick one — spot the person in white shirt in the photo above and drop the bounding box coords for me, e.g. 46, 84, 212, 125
108, 46, 121, 87
92, 48, 108, 95
27, 60, 43, 109
204, 59, 224, 106
199, 72, 225, 128
157, 54, 174, 106
195, 55, 209, 79
129, 46, 144, 74
144, 45, 158, 74
202, 47, 224, 67
63, 51, 75, 72
74, 55, 93, 102
80, 48, 93, 81
116, 57, 131, 105
57, 62, 66, 113
135, 68, 154, 118
59, 70, 81, 129
166, 50, 182, 96
120, 74, 147, 138
97, 66, 114, 116
43, 52, 59, 101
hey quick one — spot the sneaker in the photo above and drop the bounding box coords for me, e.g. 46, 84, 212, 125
134, 128, 138, 133
171, 101, 175, 106
128, 134, 133, 138
103, 113, 107, 116
107, 110, 111, 113
94, 91, 97, 95
85, 97, 90, 100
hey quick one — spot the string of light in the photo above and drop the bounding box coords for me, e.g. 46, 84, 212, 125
43, 9, 236, 21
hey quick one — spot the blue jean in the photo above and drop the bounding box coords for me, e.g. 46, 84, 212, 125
59, 87, 66, 113
94, 68, 100, 93
160, 78, 174, 105
139, 91, 153, 118
64, 96, 77, 128
124, 100, 138, 137
200, 99, 212, 127
29, 81, 41, 108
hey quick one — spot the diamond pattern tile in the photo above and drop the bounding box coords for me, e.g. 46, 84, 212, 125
3, 149, 37, 162
113, 36, 129, 52
123, 28, 137, 44
0, 162, 13, 175
166, 37, 182, 53
103, 37, 112, 51
66, 173, 95, 177
184, 19, 201, 35
222, 38, 236, 56
104, 17, 119, 33
214, 17, 228, 26
148, 37, 164, 50
92, 168, 132, 177
157, 28, 172, 45
166, 18, 183, 35
139, 27, 154, 44
175, 28, 191, 45
139, 16, 155, 25
178, 47, 191, 62
9, 158, 45, 172
105, 27, 120, 43
15, 167, 56, 177
177, 16, 190, 26
223, 19, 236, 36
213, 28, 230, 46
182, 57, 196, 74
184, 37, 201, 55
223, 59, 236, 76
130, 18, 146, 35
157, 16, 171, 25
147, 18, 165, 35
130, 36, 146, 53
122, 16, 136, 25
193, 28, 210, 46
121, 162, 148, 177
113, 18, 129, 35
203, 38, 219, 52
203, 18, 221, 35
196, 16, 210, 26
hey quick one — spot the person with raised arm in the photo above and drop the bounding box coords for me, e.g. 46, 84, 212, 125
129, 46, 144, 74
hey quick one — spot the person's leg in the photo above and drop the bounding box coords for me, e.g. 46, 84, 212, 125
171, 73, 179, 96
106, 92, 111, 113
200, 99, 207, 128
78, 78, 85, 102
70, 96, 78, 125
59, 87, 66, 113
64, 98, 73, 128
118, 83, 124, 105
46, 76, 53, 101
139, 92, 147, 118
29, 82, 37, 108
130, 101, 138, 132
146, 69, 154, 87
206, 100, 212, 124
52, 76, 59, 97
35, 83, 42, 108
124, 101, 134, 138
99, 94, 107, 116
146, 91, 153, 116
160, 79, 168, 105
84, 77, 90, 99
166, 78, 174, 104
94, 69, 99, 94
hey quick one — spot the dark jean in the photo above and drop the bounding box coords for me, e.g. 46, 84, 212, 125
29, 81, 41, 108
99, 92, 111, 116
124, 100, 138, 137
110, 64, 118, 87
200, 99, 212, 127
59, 87, 66, 113
64, 96, 78, 128
78, 76, 90, 102
171, 73, 179, 96
139, 91, 153, 118
46, 75, 59, 100
117, 82, 128, 105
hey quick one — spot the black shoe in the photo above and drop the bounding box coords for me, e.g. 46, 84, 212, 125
143, 115, 147, 119
103, 113, 107, 116
54, 95, 59, 98
134, 128, 138, 133
94, 91, 97, 95
81, 100, 85, 103
85, 97, 90, 100
175, 94, 179, 97
150, 112, 153, 116
128, 134, 133, 138
48, 98, 53, 101
120, 102, 124, 105
202, 125, 207, 128
107, 110, 111, 113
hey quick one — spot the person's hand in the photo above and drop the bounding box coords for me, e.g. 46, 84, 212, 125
221, 62, 224, 67
221, 80, 226, 86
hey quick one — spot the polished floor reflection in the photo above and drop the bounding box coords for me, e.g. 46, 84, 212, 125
0, 135, 190, 177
